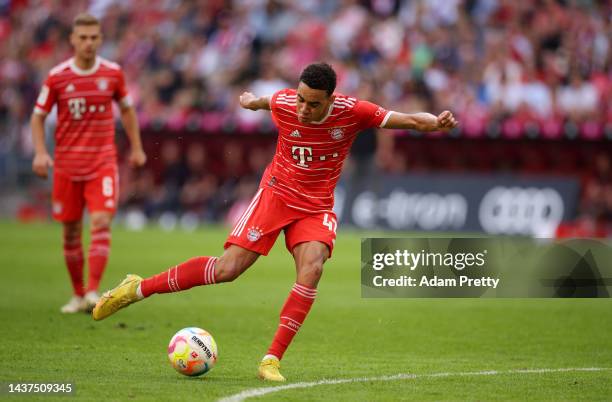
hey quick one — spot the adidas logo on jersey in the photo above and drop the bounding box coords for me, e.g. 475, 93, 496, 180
65, 83, 75, 93
290, 130, 301, 138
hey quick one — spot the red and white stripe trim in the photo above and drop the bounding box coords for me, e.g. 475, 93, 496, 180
279, 324, 298, 333
231, 188, 263, 237
33, 106, 48, 115
276, 101, 296, 107
334, 99, 355, 108
380, 111, 394, 128
204, 257, 218, 285
89, 245, 110, 257
168, 265, 180, 292
63, 238, 82, 247
281, 316, 303, 329
292, 283, 317, 299
91, 232, 111, 241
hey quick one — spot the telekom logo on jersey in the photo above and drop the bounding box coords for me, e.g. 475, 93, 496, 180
291, 146, 339, 168
68, 97, 87, 120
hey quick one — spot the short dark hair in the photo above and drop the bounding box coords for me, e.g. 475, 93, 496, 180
299, 63, 337, 96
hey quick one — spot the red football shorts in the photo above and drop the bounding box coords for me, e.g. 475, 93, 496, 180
225, 187, 338, 257
52, 167, 119, 222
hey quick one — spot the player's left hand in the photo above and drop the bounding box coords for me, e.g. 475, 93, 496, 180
436, 111, 458, 131
129, 148, 147, 167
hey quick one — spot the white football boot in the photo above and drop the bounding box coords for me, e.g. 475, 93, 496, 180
60, 295, 86, 314
83, 291, 101, 312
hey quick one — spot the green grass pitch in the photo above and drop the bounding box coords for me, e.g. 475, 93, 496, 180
0, 221, 610, 401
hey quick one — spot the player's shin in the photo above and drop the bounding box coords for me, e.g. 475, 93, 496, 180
63, 235, 84, 297
139, 256, 218, 297
87, 227, 111, 292
266, 283, 317, 360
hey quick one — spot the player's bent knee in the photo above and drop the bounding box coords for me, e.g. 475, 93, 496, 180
90, 214, 112, 230
297, 261, 324, 286
63, 221, 82, 240
214, 245, 259, 283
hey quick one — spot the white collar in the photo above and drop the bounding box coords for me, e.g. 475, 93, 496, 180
309, 100, 334, 125
70, 56, 101, 76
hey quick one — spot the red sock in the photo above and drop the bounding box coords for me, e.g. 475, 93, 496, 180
63, 236, 84, 297
140, 256, 218, 297
267, 283, 317, 360
87, 227, 111, 292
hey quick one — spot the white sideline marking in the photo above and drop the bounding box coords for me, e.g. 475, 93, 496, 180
218, 367, 610, 402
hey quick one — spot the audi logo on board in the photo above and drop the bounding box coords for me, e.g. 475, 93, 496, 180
478, 187, 565, 236
337, 175, 578, 236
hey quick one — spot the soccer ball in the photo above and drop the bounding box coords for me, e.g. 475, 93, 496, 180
167, 327, 218, 376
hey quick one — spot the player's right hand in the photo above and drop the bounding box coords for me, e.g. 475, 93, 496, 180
32, 153, 54, 179
239, 92, 258, 110
436, 111, 458, 131
128, 148, 147, 168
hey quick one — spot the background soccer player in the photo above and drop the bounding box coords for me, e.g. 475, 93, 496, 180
93, 63, 457, 381
31, 13, 146, 314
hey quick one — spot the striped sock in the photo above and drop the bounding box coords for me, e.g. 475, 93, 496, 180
63, 236, 84, 297
267, 283, 317, 360
87, 227, 111, 292
140, 256, 218, 298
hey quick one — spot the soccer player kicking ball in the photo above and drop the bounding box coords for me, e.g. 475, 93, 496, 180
93, 63, 457, 381
31, 13, 146, 314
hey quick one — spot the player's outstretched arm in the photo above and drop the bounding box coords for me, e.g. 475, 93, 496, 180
239, 92, 271, 111
382, 110, 458, 132
31, 112, 54, 179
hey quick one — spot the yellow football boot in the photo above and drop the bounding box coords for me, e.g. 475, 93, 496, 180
258, 358, 286, 382
92, 274, 143, 321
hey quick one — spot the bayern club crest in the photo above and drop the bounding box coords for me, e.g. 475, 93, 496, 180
52, 201, 63, 214
329, 128, 344, 140
246, 226, 263, 242
96, 78, 109, 91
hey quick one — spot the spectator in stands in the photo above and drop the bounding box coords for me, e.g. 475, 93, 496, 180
1, 0, 610, 228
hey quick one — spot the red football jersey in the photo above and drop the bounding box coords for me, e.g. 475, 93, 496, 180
262, 88, 392, 213
34, 56, 132, 180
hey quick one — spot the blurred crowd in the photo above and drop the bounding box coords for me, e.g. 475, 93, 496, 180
1, 0, 611, 229
2, 0, 610, 142
117, 137, 274, 226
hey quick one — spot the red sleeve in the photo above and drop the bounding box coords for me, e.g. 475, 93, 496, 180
269, 88, 290, 110
269, 88, 290, 126
33, 74, 57, 115
113, 69, 132, 108
352, 100, 391, 129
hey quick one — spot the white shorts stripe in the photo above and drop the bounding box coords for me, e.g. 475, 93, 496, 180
233, 189, 264, 237
231, 189, 263, 236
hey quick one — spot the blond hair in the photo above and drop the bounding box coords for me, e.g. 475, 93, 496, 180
72, 13, 100, 29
